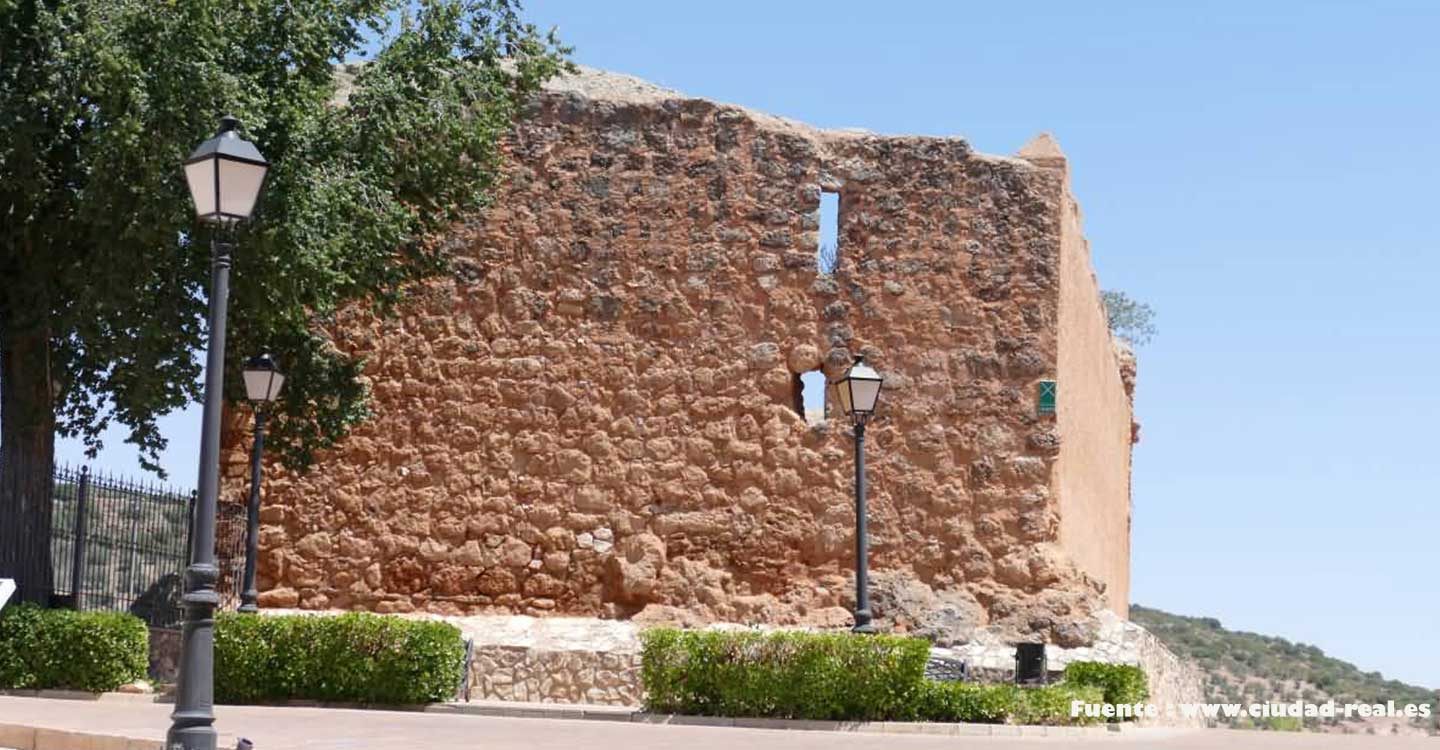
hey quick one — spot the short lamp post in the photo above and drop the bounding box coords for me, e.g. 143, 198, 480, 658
171, 116, 269, 750
830, 355, 884, 634
238, 354, 284, 614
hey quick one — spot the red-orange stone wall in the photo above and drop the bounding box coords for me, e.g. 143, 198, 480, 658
1035, 136, 1136, 618
222, 70, 1134, 645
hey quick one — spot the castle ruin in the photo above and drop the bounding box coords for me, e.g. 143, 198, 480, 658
224, 67, 1138, 649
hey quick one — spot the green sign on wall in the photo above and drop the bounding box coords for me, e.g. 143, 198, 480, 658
1038, 380, 1057, 415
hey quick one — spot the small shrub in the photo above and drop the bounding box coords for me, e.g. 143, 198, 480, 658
912, 681, 1104, 725
640, 628, 931, 721
640, 630, 1149, 726
1263, 716, 1303, 732
913, 680, 1023, 723
1063, 661, 1149, 712
0, 604, 148, 692
214, 612, 465, 705
1017, 683, 1107, 725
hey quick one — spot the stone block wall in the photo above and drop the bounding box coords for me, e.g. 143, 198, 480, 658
462, 613, 1206, 721
940, 609, 1207, 728
409, 611, 1204, 728
468, 646, 641, 705
459, 613, 642, 705
147, 627, 180, 682
222, 67, 1134, 645
1130, 619, 1208, 727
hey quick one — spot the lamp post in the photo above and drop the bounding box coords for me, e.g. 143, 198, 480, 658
830, 355, 884, 634
238, 354, 284, 614
171, 115, 269, 750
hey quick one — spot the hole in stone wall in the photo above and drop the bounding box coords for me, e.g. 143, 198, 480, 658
1014, 643, 1049, 686
817, 190, 839, 275
794, 370, 827, 425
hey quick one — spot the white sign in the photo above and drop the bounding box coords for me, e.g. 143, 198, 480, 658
0, 578, 14, 611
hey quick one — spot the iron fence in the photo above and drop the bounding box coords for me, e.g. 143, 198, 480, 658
4, 461, 247, 626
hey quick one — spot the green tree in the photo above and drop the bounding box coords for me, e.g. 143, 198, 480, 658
1101, 290, 1158, 346
817, 241, 838, 275
0, 0, 568, 601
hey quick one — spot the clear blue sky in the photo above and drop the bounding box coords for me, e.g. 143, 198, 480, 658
60, 0, 1440, 689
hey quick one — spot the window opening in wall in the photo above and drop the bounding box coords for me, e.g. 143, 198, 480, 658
817, 190, 839, 275
794, 369, 828, 425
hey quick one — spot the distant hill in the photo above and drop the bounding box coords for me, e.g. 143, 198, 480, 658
1132, 604, 1437, 734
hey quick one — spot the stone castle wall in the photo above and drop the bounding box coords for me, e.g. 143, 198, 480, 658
222, 68, 1134, 645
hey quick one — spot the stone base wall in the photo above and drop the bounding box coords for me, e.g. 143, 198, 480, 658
258, 609, 1203, 726
454, 613, 642, 705
447, 611, 1204, 726
468, 646, 641, 705
936, 610, 1205, 727
148, 627, 180, 683
1131, 619, 1207, 728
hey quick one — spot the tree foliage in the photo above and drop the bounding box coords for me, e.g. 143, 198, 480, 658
817, 241, 838, 275
1132, 604, 1437, 731
0, 0, 570, 475
1100, 289, 1157, 347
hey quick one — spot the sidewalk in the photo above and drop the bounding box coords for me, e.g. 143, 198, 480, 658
0, 695, 1433, 750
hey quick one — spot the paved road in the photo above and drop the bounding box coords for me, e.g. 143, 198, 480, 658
0, 696, 1433, 749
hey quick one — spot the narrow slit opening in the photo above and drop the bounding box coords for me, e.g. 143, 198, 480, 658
817, 191, 839, 275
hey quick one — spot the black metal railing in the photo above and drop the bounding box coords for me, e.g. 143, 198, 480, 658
3, 461, 247, 626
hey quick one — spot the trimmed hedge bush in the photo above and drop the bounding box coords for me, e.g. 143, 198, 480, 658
214, 612, 465, 705
913, 680, 1021, 723
639, 629, 1132, 726
0, 604, 148, 692
1063, 661, 1149, 710
640, 628, 931, 720
1015, 683, 1108, 726
912, 681, 1104, 725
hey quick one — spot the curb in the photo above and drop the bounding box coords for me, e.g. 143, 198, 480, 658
628, 713, 1118, 737
427, 701, 636, 723
0, 721, 162, 750
0, 689, 169, 703
430, 700, 1121, 737
0, 691, 1135, 740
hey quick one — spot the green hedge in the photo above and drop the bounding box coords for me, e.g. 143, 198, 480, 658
640, 628, 931, 720
0, 604, 148, 692
214, 612, 465, 705
639, 629, 1139, 726
1016, 683, 1108, 725
915, 680, 1106, 725
913, 680, 1021, 723
1062, 661, 1149, 709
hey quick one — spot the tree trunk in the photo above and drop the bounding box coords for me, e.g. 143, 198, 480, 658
0, 328, 57, 604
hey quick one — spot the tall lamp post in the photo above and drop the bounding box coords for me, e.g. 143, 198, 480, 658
830, 355, 884, 634
171, 116, 269, 750
238, 354, 284, 614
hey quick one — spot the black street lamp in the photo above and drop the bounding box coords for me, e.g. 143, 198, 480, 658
171, 115, 268, 750
830, 355, 884, 634
238, 354, 284, 614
